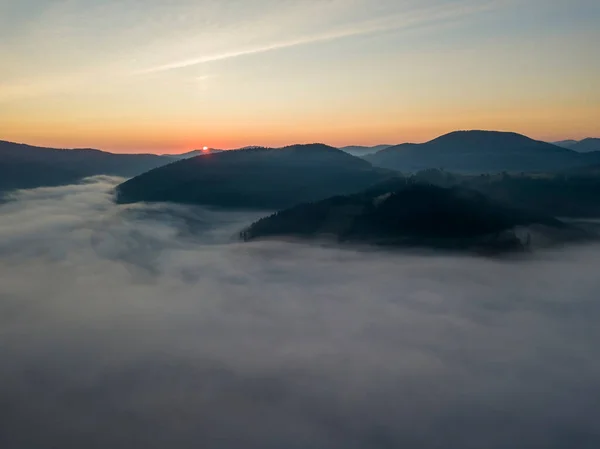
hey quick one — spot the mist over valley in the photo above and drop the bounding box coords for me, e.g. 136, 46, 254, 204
2, 177, 600, 448
3, 0, 599, 444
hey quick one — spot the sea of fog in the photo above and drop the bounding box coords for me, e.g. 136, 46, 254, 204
1, 177, 599, 449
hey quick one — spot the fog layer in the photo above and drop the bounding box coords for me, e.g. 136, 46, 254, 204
1, 177, 599, 449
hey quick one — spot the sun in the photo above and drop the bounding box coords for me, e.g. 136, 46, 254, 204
202, 146, 209, 152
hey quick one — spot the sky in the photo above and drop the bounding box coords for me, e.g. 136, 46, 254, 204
0, 0, 598, 153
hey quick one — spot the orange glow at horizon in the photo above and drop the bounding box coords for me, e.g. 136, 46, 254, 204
0, 0, 597, 154
1, 101, 598, 154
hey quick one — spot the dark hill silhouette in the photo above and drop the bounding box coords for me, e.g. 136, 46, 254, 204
569, 138, 600, 153
339, 144, 392, 156
168, 148, 224, 159
475, 173, 600, 218
552, 139, 578, 148
366, 130, 599, 173
240, 183, 583, 253
0, 140, 173, 192
116, 144, 393, 209
384, 168, 600, 218
565, 164, 600, 176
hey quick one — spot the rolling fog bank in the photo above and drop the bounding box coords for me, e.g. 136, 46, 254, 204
1, 178, 599, 449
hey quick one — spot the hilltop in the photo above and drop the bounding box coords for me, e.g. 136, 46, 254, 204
366, 130, 599, 173
0, 140, 172, 193
116, 144, 393, 209
241, 183, 586, 253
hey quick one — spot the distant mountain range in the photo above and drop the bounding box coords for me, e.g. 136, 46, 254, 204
338, 145, 392, 156
172, 145, 390, 158
552, 140, 579, 148
552, 138, 600, 153
116, 130, 600, 210
241, 183, 589, 253
167, 148, 224, 159
116, 144, 393, 209
388, 169, 600, 218
4, 131, 600, 203
366, 131, 600, 173
0, 140, 173, 193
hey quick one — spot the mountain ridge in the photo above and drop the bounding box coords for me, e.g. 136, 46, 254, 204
569, 138, 600, 153
339, 144, 393, 156
366, 130, 599, 173
115, 143, 392, 209
240, 182, 589, 253
0, 140, 173, 193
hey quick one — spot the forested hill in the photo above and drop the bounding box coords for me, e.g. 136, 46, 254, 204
116, 144, 393, 209
241, 183, 587, 253
0, 140, 172, 192
366, 130, 600, 173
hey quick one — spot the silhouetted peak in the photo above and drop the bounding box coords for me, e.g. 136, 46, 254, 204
281, 143, 339, 153
429, 130, 538, 146
552, 139, 578, 148
564, 138, 600, 153
578, 138, 600, 146
239, 145, 269, 150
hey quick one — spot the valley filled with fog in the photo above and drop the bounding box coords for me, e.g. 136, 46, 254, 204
1, 177, 600, 448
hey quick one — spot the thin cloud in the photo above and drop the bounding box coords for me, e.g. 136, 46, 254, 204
0, 1, 502, 101
137, 1, 500, 74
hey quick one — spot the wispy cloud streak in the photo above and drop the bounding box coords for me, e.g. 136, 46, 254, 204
137, 1, 499, 74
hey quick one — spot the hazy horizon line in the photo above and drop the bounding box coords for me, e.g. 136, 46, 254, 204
2, 129, 598, 155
